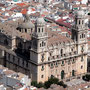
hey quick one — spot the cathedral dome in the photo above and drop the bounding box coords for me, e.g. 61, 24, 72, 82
19, 21, 34, 29
36, 17, 45, 24
76, 10, 85, 16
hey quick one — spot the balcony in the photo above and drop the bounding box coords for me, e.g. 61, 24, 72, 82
61, 64, 65, 66
41, 68, 44, 71
39, 52, 87, 65
81, 49, 84, 53
33, 33, 48, 38
41, 58, 44, 62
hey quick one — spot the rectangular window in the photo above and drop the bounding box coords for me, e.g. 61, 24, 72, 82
81, 56, 83, 61
72, 59, 75, 64
41, 54, 44, 62
41, 65, 44, 71
42, 54, 44, 59
81, 65, 83, 69
55, 62, 58, 67
51, 63, 54, 68
61, 61, 64, 66
62, 61, 64, 64
41, 75, 44, 78
25, 29, 27, 33
81, 46, 84, 52
48, 57, 50, 61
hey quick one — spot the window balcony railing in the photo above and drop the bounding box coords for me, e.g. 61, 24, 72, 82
72, 61, 75, 64
41, 58, 44, 62
50, 66, 54, 69
61, 64, 65, 66
41, 68, 44, 71
81, 49, 84, 52
39, 51, 85, 65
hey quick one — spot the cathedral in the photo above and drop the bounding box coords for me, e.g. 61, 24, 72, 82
0, 10, 88, 82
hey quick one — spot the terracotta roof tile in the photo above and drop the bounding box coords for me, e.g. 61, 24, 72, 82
47, 30, 72, 46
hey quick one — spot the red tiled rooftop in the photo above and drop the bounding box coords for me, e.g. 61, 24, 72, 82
10, 7, 17, 11
55, 20, 72, 28
88, 29, 90, 31
56, 19, 66, 22
41, 14, 45, 17
16, 3, 26, 7
21, 9, 27, 14
32, 8, 35, 11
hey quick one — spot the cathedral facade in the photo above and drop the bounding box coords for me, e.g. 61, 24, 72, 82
0, 10, 88, 82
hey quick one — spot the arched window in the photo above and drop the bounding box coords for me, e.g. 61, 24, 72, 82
81, 56, 83, 61
82, 33, 84, 38
72, 70, 75, 76
25, 29, 27, 33
41, 75, 44, 78
81, 65, 83, 69
38, 28, 40, 32
41, 65, 44, 71
51, 63, 53, 67
80, 35, 82, 39
61, 70, 64, 79
41, 54, 44, 61
79, 20, 80, 24
62, 61, 64, 65
61, 49, 63, 56
82, 20, 84, 24
40, 43, 42, 47
42, 28, 43, 32
42, 41, 44, 46
84, 34, 85, 38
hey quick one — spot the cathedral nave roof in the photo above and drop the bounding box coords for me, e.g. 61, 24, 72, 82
47, 30, 73, 47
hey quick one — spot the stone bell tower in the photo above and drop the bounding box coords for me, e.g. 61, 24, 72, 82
72, 10, 88, 44
30, 18, 48, 82
72, 10, 88, 76
30, 18, 48, 54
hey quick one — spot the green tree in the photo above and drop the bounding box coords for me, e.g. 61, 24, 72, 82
88, 13, 90, 15
58, 81, 64, 86
58, 81, 67, 88
31, 77, 67, 89
37, 82, 44, 88
63, 84, 67, 88
44, 80, 52, 89
44, 77, 59, 89
82, 74, 90, 81
31, 81, 37, 87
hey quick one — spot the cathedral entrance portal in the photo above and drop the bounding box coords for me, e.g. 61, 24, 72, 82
61, 70, 64, 79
